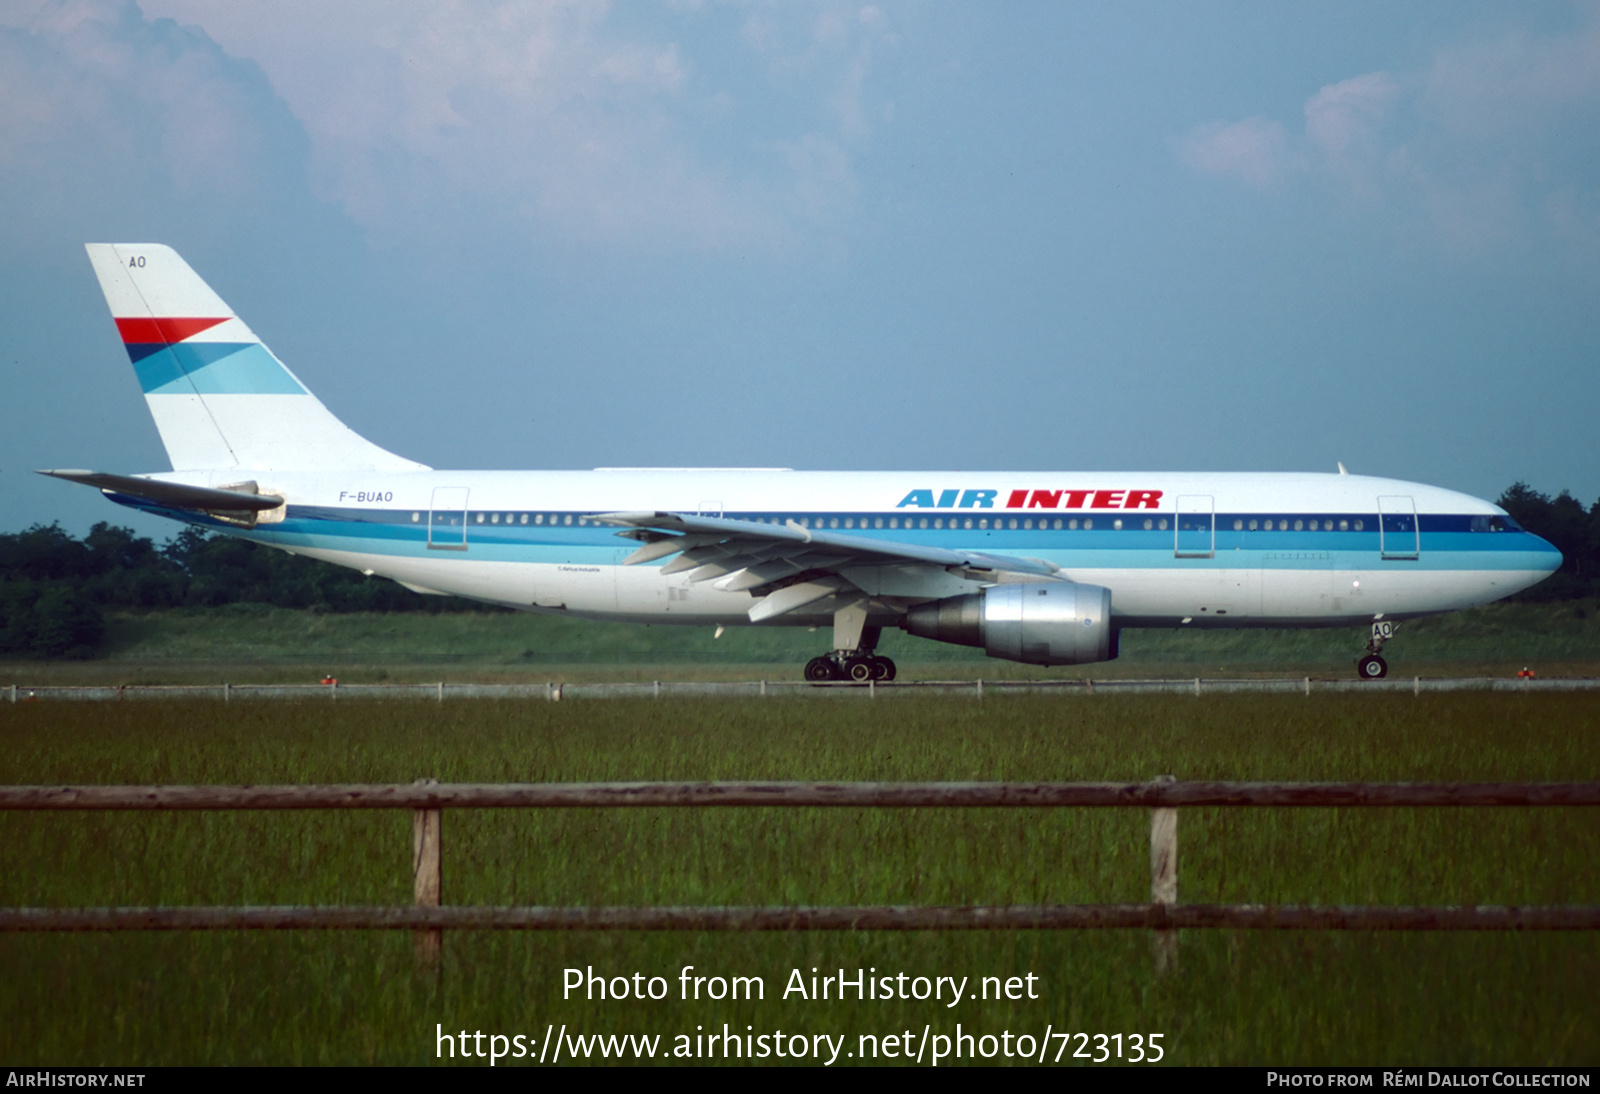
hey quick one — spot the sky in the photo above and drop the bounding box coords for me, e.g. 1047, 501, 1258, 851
2, 0, 1598, 539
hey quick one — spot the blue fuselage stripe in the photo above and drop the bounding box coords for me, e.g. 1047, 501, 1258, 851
110, 499, 1559, 573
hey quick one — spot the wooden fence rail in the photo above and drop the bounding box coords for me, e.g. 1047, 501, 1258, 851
5, 779, 1600, 810
3, 780, 1598, 949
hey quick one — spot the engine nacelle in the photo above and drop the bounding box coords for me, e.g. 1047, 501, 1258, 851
902, 581, 1116, 666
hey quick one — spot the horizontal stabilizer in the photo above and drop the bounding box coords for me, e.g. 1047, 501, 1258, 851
37, 469, 283, 512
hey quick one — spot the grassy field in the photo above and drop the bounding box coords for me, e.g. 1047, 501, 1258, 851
5, 598, 1600, 684
2, 693, 1597, 1065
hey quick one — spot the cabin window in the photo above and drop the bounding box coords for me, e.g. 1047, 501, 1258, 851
475, 513, 485, 524
918, 518, 929, 529
491, 514, 499, 524
1233, 519, 1244, 531
563, 515, 572, 525
963, 517, 973, 529
934, 518, 944, 529
829, 517, 839, 529
1053, 518, 1064, 530
1353, 519, 1364, 531
1008, 518, 1019, 530
889, 517, 898, 529
1068, 519, 1078, 530
874, 517, 884, 529
1158, 518, 1168, 530
1023, 518, 1033, 530
1082, 518, 1094, 530
978, 518, 989, 529
1339, 519, 1349, 531
1143, 518, 1153, 531
1112, 518, 1123, 530
411, 512, 420, 523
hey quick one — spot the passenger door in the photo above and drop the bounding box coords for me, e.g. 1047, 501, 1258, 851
1378, 495, 1420, 560
1175, 495, 1215, 558
428, 487, 469, 551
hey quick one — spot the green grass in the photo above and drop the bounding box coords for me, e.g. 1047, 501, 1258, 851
1, 694, 1597, 1065
6, 598, 1600, 685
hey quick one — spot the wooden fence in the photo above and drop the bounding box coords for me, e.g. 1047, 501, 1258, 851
3, 780, 1598, 959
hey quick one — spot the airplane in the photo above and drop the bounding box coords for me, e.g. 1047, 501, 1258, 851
41, 244, 1561, 681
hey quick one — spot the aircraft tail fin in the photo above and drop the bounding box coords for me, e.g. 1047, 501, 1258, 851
85, 244, 427, 472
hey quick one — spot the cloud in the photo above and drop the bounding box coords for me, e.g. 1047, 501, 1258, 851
0, 0, 323, 250
1304, 71, 1399, 158
135, 0, 899, 256
1177, 117, 1291, 188
1177, 13, 1600, 254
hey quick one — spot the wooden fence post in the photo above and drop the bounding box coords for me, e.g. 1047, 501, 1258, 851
412, 777, 442, 967
1150, 773, 1178, 975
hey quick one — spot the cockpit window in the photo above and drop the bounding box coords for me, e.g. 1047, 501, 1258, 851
1470, 515, 1514, 532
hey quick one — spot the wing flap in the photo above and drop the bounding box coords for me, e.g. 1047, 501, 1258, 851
747, 578, 849, 623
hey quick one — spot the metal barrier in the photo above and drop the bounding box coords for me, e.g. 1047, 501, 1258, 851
3, 779, 1597, 973
6, 676, 1600, 702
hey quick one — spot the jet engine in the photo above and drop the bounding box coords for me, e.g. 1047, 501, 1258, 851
901, 581, 1116, 666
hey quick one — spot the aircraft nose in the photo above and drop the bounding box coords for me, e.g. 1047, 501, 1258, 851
1531, 533, 1563, 572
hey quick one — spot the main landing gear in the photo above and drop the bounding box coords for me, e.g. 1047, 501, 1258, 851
1356, 620, 1398, 680
804, 607, 896, 682
804, 652, 896, 683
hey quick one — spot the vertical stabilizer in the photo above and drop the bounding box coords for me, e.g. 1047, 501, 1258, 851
85, 244, 427, 472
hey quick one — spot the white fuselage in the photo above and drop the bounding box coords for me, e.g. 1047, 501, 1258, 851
119, 467, 1560, 632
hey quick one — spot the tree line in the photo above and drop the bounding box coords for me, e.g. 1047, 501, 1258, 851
2, 483, 1596, 658
0, 522, 494, 659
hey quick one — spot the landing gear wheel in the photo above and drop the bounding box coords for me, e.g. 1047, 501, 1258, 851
869, 656, 896, 682
1357, 655, 1388, 680
804, 656, 841, 682
845, 658, 875, 683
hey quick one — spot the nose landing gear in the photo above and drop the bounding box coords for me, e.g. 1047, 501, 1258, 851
1356, 620, 1398, 679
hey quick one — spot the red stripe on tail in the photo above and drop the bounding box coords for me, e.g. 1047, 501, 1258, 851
114, 317, 230, 344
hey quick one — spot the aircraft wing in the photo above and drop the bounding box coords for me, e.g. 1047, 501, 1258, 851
594, 511, 1058, 622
